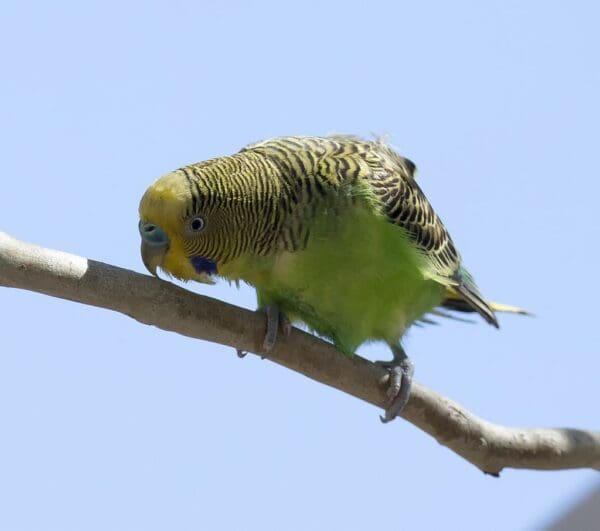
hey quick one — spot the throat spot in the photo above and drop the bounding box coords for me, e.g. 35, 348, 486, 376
190, 256, 218, 275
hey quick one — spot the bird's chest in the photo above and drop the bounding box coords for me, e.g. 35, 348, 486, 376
231, 209, 445, 353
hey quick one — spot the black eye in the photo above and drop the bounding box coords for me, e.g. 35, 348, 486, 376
189, 216, 205, 232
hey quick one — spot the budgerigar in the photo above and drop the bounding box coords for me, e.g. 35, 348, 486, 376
138, 135, 526, 421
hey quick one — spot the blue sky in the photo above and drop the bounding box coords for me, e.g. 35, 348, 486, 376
1, 1, 599, 529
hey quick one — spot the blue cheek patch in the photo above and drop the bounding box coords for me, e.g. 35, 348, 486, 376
190, 256, 218, 275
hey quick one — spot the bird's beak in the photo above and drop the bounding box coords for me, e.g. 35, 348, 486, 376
139, 221, 169, 277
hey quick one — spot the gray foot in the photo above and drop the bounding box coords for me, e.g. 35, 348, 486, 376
235, 305, 291, 359
375, 345, 414, 423
261, 304, 291, 358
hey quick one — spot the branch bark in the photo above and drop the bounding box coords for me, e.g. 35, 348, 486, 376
1, 230, 598, 475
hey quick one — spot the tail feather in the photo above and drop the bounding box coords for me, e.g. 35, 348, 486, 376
441, 265, 532, 327
453, 283, 499, 328
441, 285, 531, 326
487, 301, 532, 316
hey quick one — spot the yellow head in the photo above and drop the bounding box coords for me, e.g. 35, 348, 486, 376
138, 158, 274, 282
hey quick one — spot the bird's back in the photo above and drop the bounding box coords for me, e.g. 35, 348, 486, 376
236, 136, 499, 330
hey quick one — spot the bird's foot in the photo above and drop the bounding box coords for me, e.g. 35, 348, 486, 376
261, 304, 291, 359
234, 305, 291, 360
375, 345, 414, 423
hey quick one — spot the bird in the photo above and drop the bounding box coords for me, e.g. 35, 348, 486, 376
138, 135, 527, 422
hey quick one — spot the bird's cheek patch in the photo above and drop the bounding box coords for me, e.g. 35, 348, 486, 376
190, 256, 218, 275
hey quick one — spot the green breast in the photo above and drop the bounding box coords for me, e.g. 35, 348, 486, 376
224, 204, 446, 354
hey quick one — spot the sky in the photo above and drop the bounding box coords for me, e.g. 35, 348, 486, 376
1, 1, 599, 530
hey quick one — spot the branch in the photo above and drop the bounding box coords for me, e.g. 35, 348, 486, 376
1, 231, 598, 476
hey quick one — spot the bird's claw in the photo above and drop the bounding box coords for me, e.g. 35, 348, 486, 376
234, 306, 290, 360
280, 314, 293, 337
261, 304, 291, 359
375, 346, 414, 423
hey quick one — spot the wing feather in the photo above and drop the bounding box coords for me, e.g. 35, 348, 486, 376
357, 139, 498, 326
243, 135, 499, 327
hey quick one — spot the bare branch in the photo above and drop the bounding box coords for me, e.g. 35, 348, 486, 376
1, 230, 599, 475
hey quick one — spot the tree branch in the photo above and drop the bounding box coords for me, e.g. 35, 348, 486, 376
1, 230, 598, 475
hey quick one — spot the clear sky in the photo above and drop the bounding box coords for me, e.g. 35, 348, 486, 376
1, 1, 599, 530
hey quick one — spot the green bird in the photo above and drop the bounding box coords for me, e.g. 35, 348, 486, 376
139, 135, 526, 421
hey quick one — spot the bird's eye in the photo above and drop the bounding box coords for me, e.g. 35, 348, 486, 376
189, 216, 205, 232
